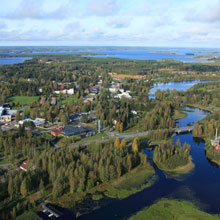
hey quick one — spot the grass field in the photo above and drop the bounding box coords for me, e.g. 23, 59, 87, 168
102, 164, 155, 199
78, 132, 108, 143
8, 96, 39, 105
60, 95, 77, 104
129, 199, 220, 220
15, 211, 41, 220
108, 73, 146, 79
173, 110, 188, 120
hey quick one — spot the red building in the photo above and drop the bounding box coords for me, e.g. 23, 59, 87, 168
51, 127, 63, 136
19, 160, 28, 172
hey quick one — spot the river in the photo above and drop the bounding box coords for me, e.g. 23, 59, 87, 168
75, 99, 220, 220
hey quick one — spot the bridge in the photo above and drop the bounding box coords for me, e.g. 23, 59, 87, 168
173, 126, 194, 134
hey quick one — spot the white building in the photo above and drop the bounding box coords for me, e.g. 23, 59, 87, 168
114, 91, 132, 99
54, 88, 74, 95
0, 106, 12, 122
19, 118, 45, 127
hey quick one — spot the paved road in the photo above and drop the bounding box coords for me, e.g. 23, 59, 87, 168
106, 131, 149, 139
67, 131, 149, 148
0, 163, 12, 170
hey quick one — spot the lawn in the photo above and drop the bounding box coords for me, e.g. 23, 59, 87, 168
100, 164, 155, 199
60, 95, 77, 105
15, 211, 41, 220
8, 96, 39, 105
129, 199, 220, 220
173, 110, 187, 120
78, 132, 108, 143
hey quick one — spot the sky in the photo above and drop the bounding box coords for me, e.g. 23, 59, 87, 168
0, 0, 220, 47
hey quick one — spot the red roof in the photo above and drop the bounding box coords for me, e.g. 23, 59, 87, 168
19, 160, 28, 171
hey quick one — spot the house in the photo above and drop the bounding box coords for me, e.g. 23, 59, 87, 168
0, 106, 12, 122
114, 91, 132, 99
51, 127, 63, 136
19, 118, 45, 127
35, 118, 46, 124
40, 97, 46, 105
62, 126, 97, 138
54, 88, 74, 95
51, 97, 57, 105
19, 160, 28, 172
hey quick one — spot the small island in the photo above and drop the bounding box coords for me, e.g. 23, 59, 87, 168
153, 140, 194, 174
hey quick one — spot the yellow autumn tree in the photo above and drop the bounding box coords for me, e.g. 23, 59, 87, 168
132, 137, 139, 153
120, 139, 127, 148
114, 137, 120, 149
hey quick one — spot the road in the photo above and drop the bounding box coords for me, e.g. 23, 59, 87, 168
106, 130, 149, 139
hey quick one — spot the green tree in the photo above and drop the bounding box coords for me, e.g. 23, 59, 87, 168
20, 178, 28, 197
8, 175, 14, 199
15, 109, 20, 122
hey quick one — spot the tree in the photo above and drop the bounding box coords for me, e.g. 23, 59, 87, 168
120, 139, 126, 148
114, 137, 120, 149
132, 137, 139, 153
8, 175, 14, 199
20, 178, 28, 197
15, 110, 20, 122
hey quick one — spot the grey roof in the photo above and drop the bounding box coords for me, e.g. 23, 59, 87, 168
62, 126, 86, 136
62, 126, 96, 136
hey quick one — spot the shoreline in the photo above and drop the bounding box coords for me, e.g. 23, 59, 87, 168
155, 156, 195, 174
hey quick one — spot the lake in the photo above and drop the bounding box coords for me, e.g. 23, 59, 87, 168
0, 57, 32, 65
149, 80, 209, 99
2, 46, 220, 62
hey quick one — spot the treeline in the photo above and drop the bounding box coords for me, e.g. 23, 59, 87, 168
153, 140, 191, 170
166, 82, 220, 108
0, 139, 151, 219
144, 102, 176, 130
0, 127, 50, 162
193, 111, 220, 138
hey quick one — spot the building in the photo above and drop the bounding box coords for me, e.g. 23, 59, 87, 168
0, 106, 12, 122
19, 118, 45, 127
19, 160, 28, 172
114, 91, 132, 99
51, 127, 63, 136
40, 97, 46, 105
42, 203, 63, 218
51, 97, 57, 105
62, 126, 97, 138
69, 114, 81, 124
54, 88, 74, 95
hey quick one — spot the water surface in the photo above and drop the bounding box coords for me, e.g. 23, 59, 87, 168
77, 106, 220, 220
0, 57, 32, 65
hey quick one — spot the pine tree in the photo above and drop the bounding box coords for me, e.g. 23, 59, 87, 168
8, 175, 14, 199
20, 178, 28, 197
116, 162, 122, 178
127, 154, 132, 171
15, 109, 20, 122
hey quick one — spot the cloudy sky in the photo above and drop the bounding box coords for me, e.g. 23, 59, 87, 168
0, 0, 220, 47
